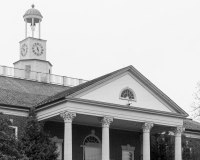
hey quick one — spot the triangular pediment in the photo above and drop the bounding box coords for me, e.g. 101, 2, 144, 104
74, 70, 182, 114
36, 65, 187, 116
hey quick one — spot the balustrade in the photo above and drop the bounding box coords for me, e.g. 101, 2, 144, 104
0, 65, 87, 87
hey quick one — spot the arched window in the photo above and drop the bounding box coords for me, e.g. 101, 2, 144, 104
120, 87, 136, 101
83, 133, 101, 145
81, 130, 102, 160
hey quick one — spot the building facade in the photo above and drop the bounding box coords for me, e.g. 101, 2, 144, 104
1, 5, 200, 160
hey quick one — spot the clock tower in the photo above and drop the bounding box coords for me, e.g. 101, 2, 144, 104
14, 4, 52, 77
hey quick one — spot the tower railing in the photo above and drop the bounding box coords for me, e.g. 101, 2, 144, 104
0, 65, 88, 87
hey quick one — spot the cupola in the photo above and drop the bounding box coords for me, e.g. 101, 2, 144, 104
23, 4, 43, 38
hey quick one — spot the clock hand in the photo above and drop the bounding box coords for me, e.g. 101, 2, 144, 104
37, 47, 39, 52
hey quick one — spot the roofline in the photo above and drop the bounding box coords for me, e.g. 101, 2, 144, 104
0, 75, 71, 88
23, 15, 43, 20
68, 67, 130, 98
35, 97, 66, 110
35, 97, 188, 119
68, 65, 188, 116
185, 129, 200, 133
19, 37, 47, 43
67, 97, 188, 118
13, 59, 52, 66
128, 66, 189, 116
34, 65, 188, 117
0, 103, 30, 110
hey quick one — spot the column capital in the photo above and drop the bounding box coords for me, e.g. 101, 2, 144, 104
60, 111, 76, 123
99, 116, 113, 128
174, 126, 185, 137
142, 122, 154, 133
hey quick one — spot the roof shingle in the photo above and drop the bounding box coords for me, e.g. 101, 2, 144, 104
0, 76, 70, 108
184, 119, 200, 132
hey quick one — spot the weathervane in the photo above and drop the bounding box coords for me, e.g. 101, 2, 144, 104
126, 99, 132, 106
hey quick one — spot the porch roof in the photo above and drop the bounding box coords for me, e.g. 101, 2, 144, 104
184, 119, 200, 132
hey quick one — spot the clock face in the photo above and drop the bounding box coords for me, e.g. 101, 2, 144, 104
32, 42, 44, 56
21, 43, 28, 57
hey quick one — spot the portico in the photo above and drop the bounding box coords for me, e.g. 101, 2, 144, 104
37, 101, 185, 160
35, 66, 187, 160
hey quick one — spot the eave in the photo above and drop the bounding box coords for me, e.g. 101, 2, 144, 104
35, 97, 188, 119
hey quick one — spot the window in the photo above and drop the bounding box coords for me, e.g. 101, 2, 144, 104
83, 130, 101, 146
183, 140, 192, 157
25, 65, 31, 79
120, 87, 136, 101
121, 144, 135, 160
122, 151, 133, 160
51, 136, 63, 160
83, 136, 100, 145
81, 130, 101, 160
9, 126, 18, 139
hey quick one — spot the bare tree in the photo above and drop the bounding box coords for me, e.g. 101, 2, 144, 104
191, 82, 200, 122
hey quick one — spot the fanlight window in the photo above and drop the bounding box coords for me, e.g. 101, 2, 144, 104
82, 130, 101, 160
83, 135, 100, 145
120, 88, 136, 101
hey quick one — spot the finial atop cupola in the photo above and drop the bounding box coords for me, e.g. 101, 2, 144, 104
23, 4, 43, 38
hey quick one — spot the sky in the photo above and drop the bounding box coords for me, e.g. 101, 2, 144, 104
0, 0, 200, 117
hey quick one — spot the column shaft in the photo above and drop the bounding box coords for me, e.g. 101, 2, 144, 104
174, 126, 184, 160
60, 111, 76, 160
143, 132, 150, 160
142, 123, 153, 160
25, 20, 27, 38
32, 18, 34, 37
64, 122, 72, 160
39, 20, 41, 39
102, 126, 109, 160
100, 116, 113, 160
175, 136, 182, 160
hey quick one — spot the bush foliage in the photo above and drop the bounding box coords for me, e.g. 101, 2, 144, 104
21, 108, 59, 160
0, 108, 58, 160
151, 131, 199, 160
0, 113, 27, 160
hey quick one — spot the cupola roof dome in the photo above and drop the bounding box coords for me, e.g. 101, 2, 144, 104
23, 4, 43, 23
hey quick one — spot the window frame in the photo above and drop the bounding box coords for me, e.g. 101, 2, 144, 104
119, 87, 137, 102
51, 136, 63, 160
9, 126, 18, 139
80, 130, 101, 160
25, 65, 31, 79
121, 144, 135, 160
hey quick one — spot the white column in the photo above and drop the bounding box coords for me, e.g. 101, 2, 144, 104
174, 126, 184, 160
60, 111, 76, 160
39, 20, 41, 39
25, 19, 27, 38
142, 122, 153, 160
32, 18, 34, 37
100, 116, 113, 160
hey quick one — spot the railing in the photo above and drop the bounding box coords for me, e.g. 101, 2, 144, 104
0, 65, 88, 87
